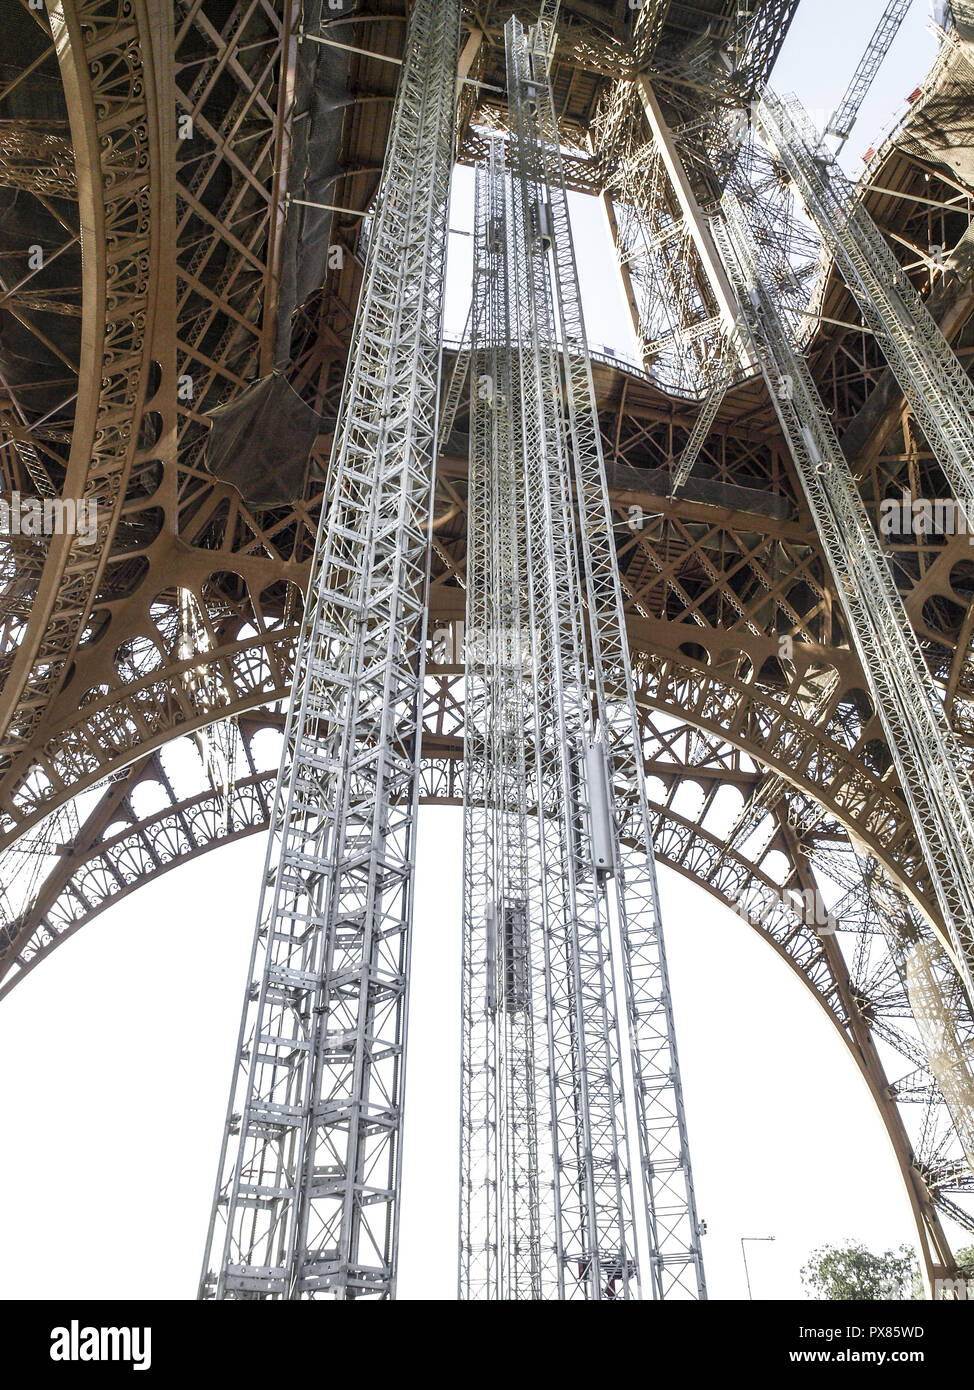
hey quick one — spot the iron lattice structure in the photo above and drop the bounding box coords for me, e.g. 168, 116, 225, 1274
1, 0, 974, 1298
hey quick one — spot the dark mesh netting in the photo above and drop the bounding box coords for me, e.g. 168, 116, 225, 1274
203, 373, 321, 506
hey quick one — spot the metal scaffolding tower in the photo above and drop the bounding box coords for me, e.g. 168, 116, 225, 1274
199, 0, 459, 1300
826, 0, 914, 148
757, 91, 974, 503
713, 191, 974, 1013
459, 15, 706, 1302
461, 135, 544, 1301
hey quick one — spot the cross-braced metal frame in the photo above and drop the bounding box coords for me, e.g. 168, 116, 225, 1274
198, 0, 459, 1299
714, 181, 974, 1013
3, 0, 974, 1302
459, 15, 706, 1302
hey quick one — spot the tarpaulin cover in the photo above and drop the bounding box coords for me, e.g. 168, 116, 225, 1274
203, 373, 321, 507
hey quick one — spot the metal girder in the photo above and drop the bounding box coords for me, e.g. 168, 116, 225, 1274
463, 14, 706, 1302
733, 0, 803, 93
637, 78, 740, 339
199, 0, 460, 1300
715, 190, 974, 1010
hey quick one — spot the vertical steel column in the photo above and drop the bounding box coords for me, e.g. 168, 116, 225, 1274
506, 15, 707, 1301
200, 0, 459, 1300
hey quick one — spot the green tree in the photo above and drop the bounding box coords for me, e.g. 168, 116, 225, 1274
911, 1243, 974, 1299
801, 1242, 916, 1300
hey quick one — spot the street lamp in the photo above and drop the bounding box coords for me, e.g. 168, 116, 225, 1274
741, 1236, 776, 1300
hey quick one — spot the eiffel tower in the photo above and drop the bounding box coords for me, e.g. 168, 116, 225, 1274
1, 0, 973, 1299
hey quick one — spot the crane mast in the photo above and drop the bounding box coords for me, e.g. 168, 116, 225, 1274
713, 192, 974, 1012
826, 0, 914, 148
199, 0, 459, 1300
460, 14, 707, 1302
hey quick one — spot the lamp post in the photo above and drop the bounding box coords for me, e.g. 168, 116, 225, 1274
741, 1236, 776, 1299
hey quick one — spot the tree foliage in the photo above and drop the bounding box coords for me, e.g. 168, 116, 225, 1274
801, 1242, 916, 1301
911, 1243, 974, 1299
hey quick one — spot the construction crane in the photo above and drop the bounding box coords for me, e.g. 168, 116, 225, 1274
713, 190, 974, 1015
758, 91, 974, 507
826, 0, 914, 150
461, 135, 542, 1301
198, 0, 460, 1300
459, 14, 707, 1302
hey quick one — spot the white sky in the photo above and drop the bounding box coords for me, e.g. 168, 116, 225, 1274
0, 1, 960, 1302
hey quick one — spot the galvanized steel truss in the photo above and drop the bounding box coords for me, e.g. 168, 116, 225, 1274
199, 0, 459, 1300
459, 15, 706, 1302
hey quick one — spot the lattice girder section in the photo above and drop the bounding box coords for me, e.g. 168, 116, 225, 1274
0, 0, 169, 765
199, 0, 460, 1300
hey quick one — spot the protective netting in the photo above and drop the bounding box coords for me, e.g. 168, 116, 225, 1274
202, 372, 321, 506
892, 30, 974, 186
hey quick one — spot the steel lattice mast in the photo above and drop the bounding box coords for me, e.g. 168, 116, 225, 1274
518, 18, 706, 1300
199, 0, 459, 1300
508, 19, 635, 1300
460, 14, 706, 1302
713, 192, 974, 1012
461, 136, 544, 1301
756, 91, 974, 501
825, 0, 913, 148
